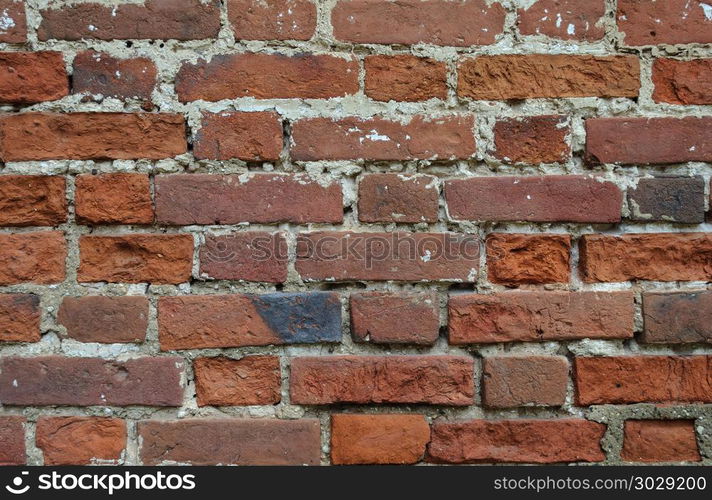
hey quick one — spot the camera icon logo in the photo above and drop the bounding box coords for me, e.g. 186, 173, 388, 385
5, 471, 30, 495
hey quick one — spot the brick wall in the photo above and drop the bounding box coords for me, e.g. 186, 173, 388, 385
0, 0, 711, 466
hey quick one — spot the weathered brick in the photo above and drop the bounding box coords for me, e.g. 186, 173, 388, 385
194, 111, 283, 161
493, 115, 570, 164
642, 291, 712, 344
176, 53, 358, 102
194, 356, 281, 406
446, 176, 621, 223
295, 232, 480, 282
586, 117, 712, 165
0, 175, 67, 227
358, 174, 439, 223
0, 52, 68, 103
227, 0, 316, 41
617, 0, 712, 46
652, 58, 712, 105
290, 356, 474, 405
574, 356, 712, 404
57, 296, 149, 344
38, 0, 221, 41
518, 0, 606, 41
291, 115, 476, 161
0, 231, 66, 285
36, 417, 126, 465
482, 356, 569, 408
72, 50, 157, 102
331, 414, 430, 465
332, 0, 505, 46
448, 291, 634, 344
0, 113, 186, 162
78, 234, 193, 284
138, 419, 321, 465
627, 177, 704, 223
155, 174, 343, 225
580, 233, 712, 283
365, 55, 447, 102
458, 55, 640, 100
0, 416, 25, 465
0, 0, 27, 43
486, 233, 571, 285
159, 292, 341, 350
621, 420, 701, 463
0, 356, 184, 406
199, 232, 288, 283
0, 294, 40, 343
428, 419, 605, 464
75, 173, 153, 225
350, 291, 439, 345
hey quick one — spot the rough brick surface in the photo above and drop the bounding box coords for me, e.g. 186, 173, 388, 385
627, 177, 705, 223
358, 174, 439, 223
482, 356, 569, 408
57, 296, 149, 344
290, 356, 475, 405
194, 111, 283, 161
331, 414, 430, 465
228, 0, 316, 41
617, 0, 712, 46
72, 51, 157, 102
75, 173, 153, 225
0, 232, 66, 285
642, 291, 712, 344
0, 0, 26, 43
0, 417, 25, 465
0, 52, 68, 103
486, 233, 571, 285
518, 0, 606, 41
428, 419, 605, 464
621, 420, 701, 463
0, 176, 67, 227
199, 232, 288, 283
36, 417, 126, 465
365, 55, 447, 102
0, 294, 40, 343
493, 115, 570, 164
652, 58, 712, 105
194, 356, 281, 406
138, 419, 321, 465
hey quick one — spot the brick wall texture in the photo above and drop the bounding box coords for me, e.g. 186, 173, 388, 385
0, 0, 711, 466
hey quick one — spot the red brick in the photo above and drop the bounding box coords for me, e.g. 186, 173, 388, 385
428, 419, 605, 464
580, 233, 712, 283
446, 176, 621, 223
72, 50, 157, 102
449, 291, 634, 344
291, 115, 476, 161
155, 174, 342, 225
194, 356, 281, 406
458, 55, 640, 100
36, 417, 126, 465
574, 356, 712, 405
0, 231, 66, 285
199, 232, 288, 283
586, 117, 712, 165
176, 53, 358, 102
486, 233, 571, 285
482, 356, 569, 408
493, 115, 570, 164
621, 420, 701, 463
331, 414, 430, 465
332, 0, 505, 46
0, 356, 184, 406
75, 173, 153, 225
652, 58, 712, 105
627, 176, 704, 223
0, 0, 27, 43
290, 356, 474, 405
0, 416, 25, 465
194, 111, 283, 161
518, 0, 606, 41
158, 292, 341, 350
350, 292, 439, 345
38, 0, 221, 41
0, 113, 186, 162
138, 419, 320, 465
228, 0, 316, 41
617, 0, 712, 46
642, 291, 712, 344
57, 296, 149, 344
78, 234, 193, 284
0, 294, 40, 343
295, 232, 480, 282
0, 52, 68, 103
0, 175, 67, 227
365, 55, 447, 102
358, 174, 439, 223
